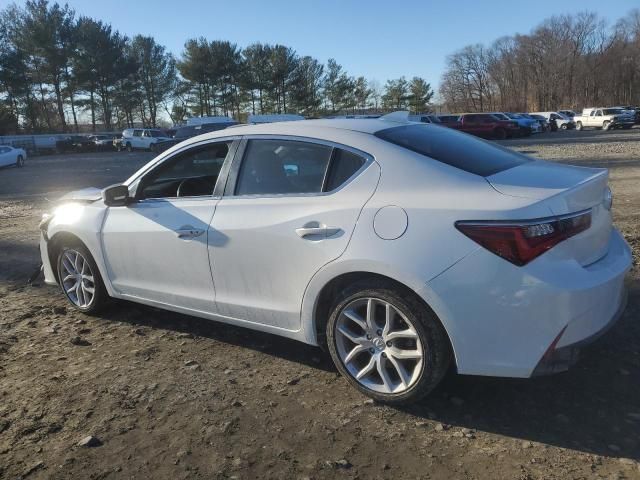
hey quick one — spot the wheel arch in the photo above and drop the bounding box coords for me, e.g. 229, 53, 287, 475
47, 231, 90, 284
305, 268, 457, 369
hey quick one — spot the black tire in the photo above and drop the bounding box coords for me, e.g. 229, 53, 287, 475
56, 240, 109, 314
560, 123, 568, 130
126, 142, 132, 152
16, 155, 24, 167
576, 121, 583, 131
326, 280, 451, 405
493, 128, 507, 140
603, 121, 611, 131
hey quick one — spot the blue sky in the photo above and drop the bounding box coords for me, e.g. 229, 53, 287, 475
13, 0, 639, 88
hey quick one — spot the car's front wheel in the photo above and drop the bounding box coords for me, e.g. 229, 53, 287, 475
56, 242, 108, 314
327, 281, 451, 404
16, 155, 24, 167
126, 142, 132, 152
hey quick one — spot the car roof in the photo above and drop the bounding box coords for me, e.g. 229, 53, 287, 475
196, 117, 412, 139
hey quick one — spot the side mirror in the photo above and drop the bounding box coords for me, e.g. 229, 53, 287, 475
102, 184, 131, 207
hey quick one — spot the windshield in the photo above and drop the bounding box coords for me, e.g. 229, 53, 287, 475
505, 113, 520, 119
493, 113, 509, 120
374, 124, 531, 177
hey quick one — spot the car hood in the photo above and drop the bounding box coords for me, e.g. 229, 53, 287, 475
57, 187, 102, 203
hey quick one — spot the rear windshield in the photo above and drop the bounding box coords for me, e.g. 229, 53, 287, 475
374, 124, 531, 177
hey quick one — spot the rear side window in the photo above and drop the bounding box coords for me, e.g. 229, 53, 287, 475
234, 139, 367, 196
236, 140, 332, 195
325, 149, 366, 191
374, 124, 530, 177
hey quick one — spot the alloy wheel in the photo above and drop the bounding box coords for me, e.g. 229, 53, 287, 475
60, 249, 96, 308
335, 297, 424, 394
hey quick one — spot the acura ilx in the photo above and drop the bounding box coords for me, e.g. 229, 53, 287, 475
39, 112, 631, 404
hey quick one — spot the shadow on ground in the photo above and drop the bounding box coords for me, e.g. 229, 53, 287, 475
34, 275, 637, 461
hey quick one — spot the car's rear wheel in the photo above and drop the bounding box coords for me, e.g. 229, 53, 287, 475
493, 128, 507, 140
326, 281, 451, 404
16, 155, 24, 167
56, 242, 108, 314
560, 123, 568, 130
603, 121, 611, 131
576, 121, 583, 131
126, 142, 132, 152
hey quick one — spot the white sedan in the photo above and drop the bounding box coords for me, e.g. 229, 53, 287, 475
0, 145, 26, 168
38, 113, 632, 404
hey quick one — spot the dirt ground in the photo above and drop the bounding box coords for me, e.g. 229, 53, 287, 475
0, 130, 639, 479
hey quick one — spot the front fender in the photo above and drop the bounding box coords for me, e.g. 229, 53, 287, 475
43, 202, 115, 296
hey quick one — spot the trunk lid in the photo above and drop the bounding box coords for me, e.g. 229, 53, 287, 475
486, 160, 612, 266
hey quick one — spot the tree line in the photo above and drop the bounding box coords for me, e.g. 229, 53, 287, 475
439, 10, 640, 113
0, 0, 434, 134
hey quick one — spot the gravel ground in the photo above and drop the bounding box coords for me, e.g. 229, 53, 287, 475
0, 130, 639, 479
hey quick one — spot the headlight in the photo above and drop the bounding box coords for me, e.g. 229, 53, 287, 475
52, 203, 84, 224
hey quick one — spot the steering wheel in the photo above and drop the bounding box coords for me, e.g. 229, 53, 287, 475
176, 177, 212, 197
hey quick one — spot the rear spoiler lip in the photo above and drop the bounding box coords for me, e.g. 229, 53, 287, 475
485, 162, 608, 201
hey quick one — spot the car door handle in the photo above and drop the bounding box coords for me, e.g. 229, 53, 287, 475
295, 224, 342, 239
175, 226, 205, 239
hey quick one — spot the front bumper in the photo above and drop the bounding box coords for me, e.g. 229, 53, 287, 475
427, 229, 632, 378
40, 233, 58, 286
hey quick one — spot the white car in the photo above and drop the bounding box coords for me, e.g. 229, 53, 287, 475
39, 113, 631, 404
530, 112, 576, 130
120, 128, 171, 152
0, 145, 26, 168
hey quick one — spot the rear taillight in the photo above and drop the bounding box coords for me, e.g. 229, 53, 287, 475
455, 210, 592, 266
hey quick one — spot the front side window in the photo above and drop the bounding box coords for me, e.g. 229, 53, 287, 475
235, 140, 332, 195
138, 141, 231, 199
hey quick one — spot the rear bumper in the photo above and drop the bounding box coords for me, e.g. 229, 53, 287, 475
531, 287, 628, 376
426, 229, 632, 378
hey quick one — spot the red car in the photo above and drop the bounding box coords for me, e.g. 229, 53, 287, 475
451, 113, 519, 140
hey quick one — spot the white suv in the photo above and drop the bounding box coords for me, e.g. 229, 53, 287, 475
120, 128, 171, 152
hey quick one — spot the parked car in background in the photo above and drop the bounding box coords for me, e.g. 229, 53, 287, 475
502, 113, 540, 135
88, 134, 117, 150
437, 114, 461, 125
0, 145, 26, 168
614, 106, 640, 124
120, 128, 171, 152
55, 136, 75, 153
527, 114, 551, 132
558, 110, 578, 120
152, 121, 238, 153
408, 114, 442, 124
530, 112, 575, 130
39, 113, 632, 404
574, 108, 635, 131
456, 113, 519, 139
72, 136, 95, 152
248, 114, 304, 124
